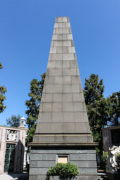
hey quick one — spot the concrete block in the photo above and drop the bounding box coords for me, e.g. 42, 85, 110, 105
29, 175, 38, 180
73, 102, 83, 111
79, 168, 97, 175
50, 123, 63, 133
56, 47, 63, 53
36, 122, 51, 133
72, 93, 84, 102
74, 122, 87, 133
62, 93, 72, 102
63, 123, 76, 133
50, 47, 56, 53
79, 84, 83, 93
30, 168, 48, 175
63, 112, 74, 122
63, 61, 69, 68
89, 176, 98, 180
44, 76, 55, 84
30, 153, 56, 161
63, 54, 75, 60
52, 112, 63, 122
51, 41, 54, 47
71, 84, 80, 92
53, 103, 62, 112
54, 28, 62, 34
57, 17, 64, 22
38, 112, 52, 122
67, 34, 73, 40
62, 47, 69, 53
63, 84, 79, 93
47, 61, 56, 68
54, 23, 59, 28
70, 154, 96, 161
45, 85, 62, 93
40, 102, 52, 112
63, 68, 76, 76
30, 160, 55, 168
50, 54, 62, 61
48, 69, 62, 76
74, 112, 88, 122
62, 17, 68, 22
63, 103, 74, 111
55, 76, 62, 84
68, 47, 75, 53
53, 40, 62, 47
53, 34, 68, 40
69, 60, 77, 68
31, 149, 96, 154
71, 76, 81, 84
44, 94, 53, 102
58, 23, 70, 28
76, 68, 80, 75
62, 40, 71, 46
55, 61, 62, 68
70, 161, 97, 168
63, 85, 71, 92
53, 94, 62, 102
62, 76, 71, 84
62, 28, 71, 34
49, 177, 77, 180
71, 40, 74, 46
87, 136, 93, 143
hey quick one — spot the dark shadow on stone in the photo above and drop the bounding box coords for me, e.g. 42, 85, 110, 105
7, 173, 28, 180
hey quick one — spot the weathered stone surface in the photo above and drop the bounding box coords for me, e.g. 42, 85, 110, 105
34, 16, 93, 140
29, 17, 97, 180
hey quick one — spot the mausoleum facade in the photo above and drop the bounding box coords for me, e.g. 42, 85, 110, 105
0, 117, 27, 174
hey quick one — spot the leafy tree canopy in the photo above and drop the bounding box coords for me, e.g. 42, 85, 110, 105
25, 73, 45, 143
6, 114, 21, 127
0, 62, 7, 113
84, 74, 109, 154
107, 92, 120, 126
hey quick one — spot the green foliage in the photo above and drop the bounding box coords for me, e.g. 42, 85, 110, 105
107, 92, 120, 126
47, 162, 79, 178
101, 152, 108, 170
25, 73, 45, 143
116, 152, 120, 167
84, 74, 109, 155
6, 114, 21, 127
0, 62, 7, 113
0, 62, 3, 69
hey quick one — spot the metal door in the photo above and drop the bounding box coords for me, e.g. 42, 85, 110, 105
4, 143, 16, 172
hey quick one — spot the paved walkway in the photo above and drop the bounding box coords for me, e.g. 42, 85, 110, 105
0, 173, 28, 180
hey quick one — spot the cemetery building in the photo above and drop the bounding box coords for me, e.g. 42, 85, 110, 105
0, 117, 27, 174
102, 125, 120, 152
29, 17, 98, 180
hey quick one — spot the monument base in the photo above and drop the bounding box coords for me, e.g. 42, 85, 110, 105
29, 145, 97, 180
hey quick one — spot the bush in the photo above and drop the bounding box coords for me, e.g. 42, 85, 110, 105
101, 151, 108, 170
46, 162, 79, 179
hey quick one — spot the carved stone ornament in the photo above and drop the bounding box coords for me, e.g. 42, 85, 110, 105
6, 129, 18, 141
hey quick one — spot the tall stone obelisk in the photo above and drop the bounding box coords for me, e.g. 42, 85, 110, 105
29, 17, 97, 180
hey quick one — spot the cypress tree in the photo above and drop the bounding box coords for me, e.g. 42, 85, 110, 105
25, 73, 45, 143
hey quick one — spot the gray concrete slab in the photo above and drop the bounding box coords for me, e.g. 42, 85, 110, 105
0, 173, 28, 180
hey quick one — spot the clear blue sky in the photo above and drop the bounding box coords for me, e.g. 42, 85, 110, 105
0, 0, 120, 125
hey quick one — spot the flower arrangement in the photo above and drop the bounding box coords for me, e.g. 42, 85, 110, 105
109, 146, 120, 171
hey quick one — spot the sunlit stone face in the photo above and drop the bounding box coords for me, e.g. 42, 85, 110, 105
58, 156, 68, 164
